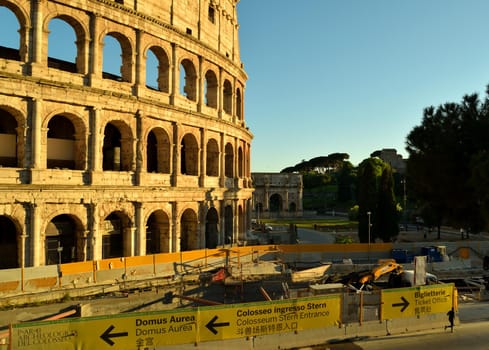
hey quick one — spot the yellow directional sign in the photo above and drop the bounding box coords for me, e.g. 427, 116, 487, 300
12, 295, 341, 349
382, 284, 454, 320
13, 308, 199, 350
198, 295, 341, 342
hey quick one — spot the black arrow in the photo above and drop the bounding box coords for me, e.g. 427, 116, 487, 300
206, 315, 230, 335
100, 325, 128, 346
392, 296, 410, 312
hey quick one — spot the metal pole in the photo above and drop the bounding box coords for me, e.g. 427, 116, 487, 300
367, 211, 371, 264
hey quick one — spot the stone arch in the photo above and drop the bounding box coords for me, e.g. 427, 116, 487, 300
0, 215, 20, 269
205, 207, 219, 249
236, 87, 242, 119
0, 107, 21, 167
238, 146, 243, 178
45, 214, 84, 265
45, 14, 88, 74
180, 208, 198, 251
180, 133, 199, 176
206, 138, 219, 176
102, 211, 132, 258
289, 202, 297, 213
204, 69, 218, 108
146, 127, 171, 174
224, 142, 234, 178
145, 45, 170, 92
223, 79, 232, 115
269, 193, 283, 217
0, 3, 30, 61
102, 121, 133, 171
180, 58, 197, 101
102, 31, 133, 82
146, 209, 170, 254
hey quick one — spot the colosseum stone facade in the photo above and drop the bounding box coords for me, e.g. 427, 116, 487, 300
0, 0, 252, 268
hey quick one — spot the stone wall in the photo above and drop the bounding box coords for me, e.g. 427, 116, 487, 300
0, 0, 253, 268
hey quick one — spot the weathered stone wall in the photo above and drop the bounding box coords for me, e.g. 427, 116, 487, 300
252, 173, 304, 219
0, 0, 252, 268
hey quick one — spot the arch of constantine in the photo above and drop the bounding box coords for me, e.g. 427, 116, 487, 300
0, 0, 252, 268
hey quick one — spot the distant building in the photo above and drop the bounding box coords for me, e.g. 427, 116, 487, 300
371, 149, 406, 174
252, 173, 303, 219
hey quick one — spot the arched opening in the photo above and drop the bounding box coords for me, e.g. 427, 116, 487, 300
289, 202, 297, 213
236, 87, 242, 119
223, 79, 232, 115
225, 143, 234, 178
146, 210, 170, 254
146, 128, 171, 173
45, 214, 81, 265
179, 59, 197, 101
238, 147, 244, 178
269, 194, 283, 217
0, 216, 19, 269
206, 139, 219, 176
204, 70, 218, 108
103, 122, 133, 171
205, 207, 219, 249
103, 33, 132, 82
0, 109, 18, 167
47, 115, 76, 169
224, 205, 233, 244
146, 46, 170, 92
102, 212, 131, 258
47, 18, 77, 72
0, 6, 20, 61
180, 134, 199, 176
180, 209, 198, 251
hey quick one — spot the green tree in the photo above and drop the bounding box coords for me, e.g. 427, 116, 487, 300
406, 91, 489, 233
357, 158, 399, 243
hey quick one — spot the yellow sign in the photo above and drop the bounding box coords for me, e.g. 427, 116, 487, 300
382, 284, 454, 320
198, 295, 341, 342
12, 295, 341, 349
13, 308, 198, 350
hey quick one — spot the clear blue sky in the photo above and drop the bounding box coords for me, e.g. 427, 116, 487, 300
3, 2, 489, 172
237, 0, 489, 171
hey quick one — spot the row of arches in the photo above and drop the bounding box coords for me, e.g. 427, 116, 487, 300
0, 106, 250, 180
0, 3, 244, 120
0, 204, 245, 269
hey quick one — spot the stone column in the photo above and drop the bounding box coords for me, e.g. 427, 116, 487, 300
197, 56, 203, 113
171, 122, 180, 186
30, 98, 42, 169
89, 107, 101, 173
199, 128, 206, 186
170, 43, 178, 105
219, 132, 225, 187
134, 29, 144, 95
88, 13, 102, 84
172, 202, 180, 252
30, 0, 44, 66
30, 203, 41, 266
90, 203, 102, 260
134, 202, 145, 256
218, 67, 223, 118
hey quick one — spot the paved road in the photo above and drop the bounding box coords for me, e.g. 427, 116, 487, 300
304, 301, 489, 350
297, 228, 335, 244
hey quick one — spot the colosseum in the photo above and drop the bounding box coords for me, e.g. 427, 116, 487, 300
0, 0, 253, 269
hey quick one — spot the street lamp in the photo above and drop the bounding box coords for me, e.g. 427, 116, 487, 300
367, 211, 371, 264
401, 178, 407, 230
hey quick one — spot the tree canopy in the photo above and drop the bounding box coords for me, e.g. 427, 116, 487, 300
357, 158, 399, 243
406, 89, 489, 233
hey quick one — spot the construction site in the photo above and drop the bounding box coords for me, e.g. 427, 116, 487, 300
0, 225, 488, 349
